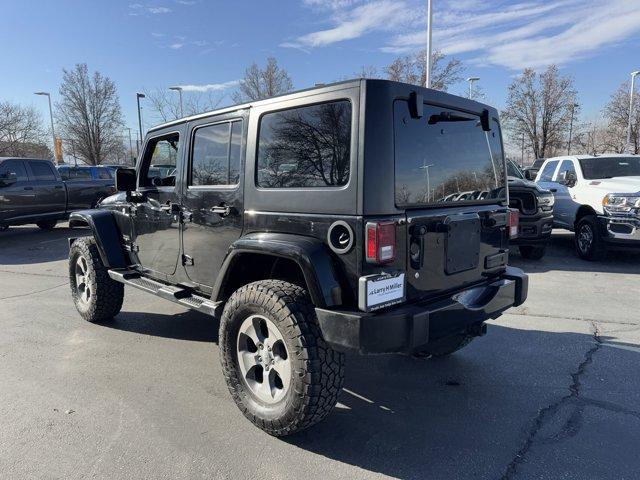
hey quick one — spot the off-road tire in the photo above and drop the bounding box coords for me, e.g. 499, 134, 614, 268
414, 333, 475, 358
518, 245, 546, 260
36, 219, 57, 230
69, 237, 124, 323
575, 215, 606, 261
219, 280, 345, 436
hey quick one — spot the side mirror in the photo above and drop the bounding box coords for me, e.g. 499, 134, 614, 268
524, 169, 535, 181
0, 172, 18, 186
565, 171, 577, 187
116, 168, 137, 192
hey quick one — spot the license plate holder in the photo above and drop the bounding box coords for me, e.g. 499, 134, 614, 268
358, 272, 406, 312
445, 215, 481, 275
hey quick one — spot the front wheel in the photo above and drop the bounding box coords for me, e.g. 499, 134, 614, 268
219, 280, 345, 436
518, 245, 547, 260
36, 219, 57, 230
575, 215, 606, 261
69, 237, 124, 322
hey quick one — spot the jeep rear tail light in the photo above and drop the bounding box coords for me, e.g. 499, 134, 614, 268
508, 208, 519, 239
366, 221, 396, 264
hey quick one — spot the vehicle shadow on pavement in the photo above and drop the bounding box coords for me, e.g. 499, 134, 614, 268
510, 231, 640, 275
285, 325, 640, 480
0, 226, 78, 265
104, 310, 219, 342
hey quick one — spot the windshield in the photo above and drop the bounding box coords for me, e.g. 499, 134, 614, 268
507, 160, 524, 179
579, 156, 640, 180
394, 101, 506, 207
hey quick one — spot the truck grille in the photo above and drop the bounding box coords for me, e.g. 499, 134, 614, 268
509, 191, 537, 215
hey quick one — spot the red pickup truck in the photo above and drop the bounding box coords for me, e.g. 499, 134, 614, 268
0, 157, 116, 231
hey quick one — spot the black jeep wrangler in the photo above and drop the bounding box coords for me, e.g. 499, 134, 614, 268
506, 160, 555, 259
68, 79, 528, 436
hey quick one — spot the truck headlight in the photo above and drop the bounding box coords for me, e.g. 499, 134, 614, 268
603, 194, 640, 214
538, 193, 555, 211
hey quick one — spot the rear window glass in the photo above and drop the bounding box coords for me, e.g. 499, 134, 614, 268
394, 101, 506, 207
257, 100, 351, 188
29, 161, 57, 181
97, 168, 113, 180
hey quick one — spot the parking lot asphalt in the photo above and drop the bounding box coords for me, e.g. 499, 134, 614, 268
1, 224, 639, 480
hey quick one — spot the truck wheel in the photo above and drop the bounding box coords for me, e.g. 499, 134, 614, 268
36, 220, 58, 230
518, 245, 546, 260
69, 237, 124, 323
575, 215, 606, 261
219, 280, 345, 436
415, 333, 475, 358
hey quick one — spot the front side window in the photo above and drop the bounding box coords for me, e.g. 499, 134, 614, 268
190, 120, 242, 187
142, 133, 180, 186
0, 160, 28, 181
257, 100, 352, 188
539, 161, 558, 182
394, 101, 506, 206
29, 161, 56, 181
556, 160, 576, 182
507, 160, 524, 179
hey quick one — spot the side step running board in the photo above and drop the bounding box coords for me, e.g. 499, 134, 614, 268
108, 269, 222, 318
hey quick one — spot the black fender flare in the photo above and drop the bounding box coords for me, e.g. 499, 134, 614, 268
213, 232, 343, 308
68, 210, 127, 269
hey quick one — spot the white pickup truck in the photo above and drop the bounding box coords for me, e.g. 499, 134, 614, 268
535, 154, 640, 260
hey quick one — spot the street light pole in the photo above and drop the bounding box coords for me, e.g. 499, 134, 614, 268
466, 77, 480, 99
419, 162, 434, 203
169, 86, 184, 118
136, 93, 146, 148
125, 127, 134, 165
425, 0, 433, 88
34, 92, 56, 162
567, 103, 578, 155
627, 71, 640, 153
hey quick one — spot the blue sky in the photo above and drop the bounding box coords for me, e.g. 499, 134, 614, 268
2, 0, 640, 135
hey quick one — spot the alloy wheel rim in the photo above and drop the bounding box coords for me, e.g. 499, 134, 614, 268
236, 314, 291, 404
75, 256, 91, 305
578, 224, 593, 253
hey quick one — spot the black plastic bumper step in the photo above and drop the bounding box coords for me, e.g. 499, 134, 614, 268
108, 269, 221, 317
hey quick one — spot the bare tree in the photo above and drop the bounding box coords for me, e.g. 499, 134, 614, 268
144, 88, 225, 124
385, 50, 464, 92
233, 57, 294, 103
503, 66, 578, 159
0, 101, 51, 158
603, 81, 640, 154
55, 64, 124, 165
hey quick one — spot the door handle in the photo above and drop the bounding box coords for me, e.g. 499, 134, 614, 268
23, 186, 34, 190
54, 185, 63, 189
210, 204, 232, 217
550, 188, 557, 193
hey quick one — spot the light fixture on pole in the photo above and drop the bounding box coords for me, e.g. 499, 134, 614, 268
466, 77, 480, 99
626, 71, 640, 153
169, 86, 184, 118
425, 0, 433, 88
34, 91, 57, 162
136, 92, 146, 147
567, 103, 579, 155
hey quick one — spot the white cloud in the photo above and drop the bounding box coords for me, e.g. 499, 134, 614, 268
169, 43, 184, 49
148, 6, 171, 14
151, 32, 165, 37
175, 80, 240, 92
303, 0, 361, 10
284, 0, 408, 49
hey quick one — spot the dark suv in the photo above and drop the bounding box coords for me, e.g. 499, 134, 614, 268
67, 79, 527, 436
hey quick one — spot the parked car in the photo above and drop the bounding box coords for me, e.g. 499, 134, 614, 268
523, 158, 546, 179
506, 160, 555, 259
0, 157, 116, 231
67, 79, 528, 436
535, 154, 640, 260
57, 165, 116, 186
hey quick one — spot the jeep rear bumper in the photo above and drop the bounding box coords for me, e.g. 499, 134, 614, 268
315, 266, 528, 355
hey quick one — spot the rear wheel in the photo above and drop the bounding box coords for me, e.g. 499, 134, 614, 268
518, 245, 546, 260
219, 280, 345, 436
69, 237, 124, 322
36, 219, 57, 230
575, 215, 606, 261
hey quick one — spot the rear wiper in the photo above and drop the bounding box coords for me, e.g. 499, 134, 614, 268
428, 112, 475, 125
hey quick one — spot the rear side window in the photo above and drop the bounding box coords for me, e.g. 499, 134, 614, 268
539, 161, 558, 181
0, 160, 29, 181
394, 101, 506, 206
29, 161, 56, 181
190, 120, 242, 187
97, 168, 113, 180
257, 100, 351, 188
